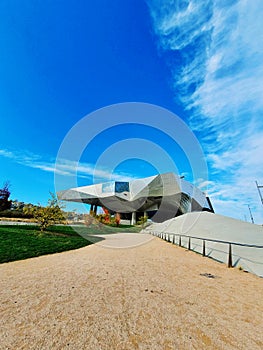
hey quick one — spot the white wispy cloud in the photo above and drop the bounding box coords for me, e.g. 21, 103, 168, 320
148, 0, 263, 222
55, 159, 135, 182
0, 148, 134, 183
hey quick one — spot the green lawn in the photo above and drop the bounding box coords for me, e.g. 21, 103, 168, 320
67, 223, 142, 235
0, 225, 92, 264
0, 224, 142, 264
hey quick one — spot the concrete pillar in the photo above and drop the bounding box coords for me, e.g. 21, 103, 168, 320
90, 204, 94, 214
131, 212, 136, 225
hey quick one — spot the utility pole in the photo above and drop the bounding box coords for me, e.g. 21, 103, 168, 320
247, 204, 254, 224
255, 181, 263, 205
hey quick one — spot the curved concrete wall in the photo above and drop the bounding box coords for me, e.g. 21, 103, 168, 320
146, 212, 263, 277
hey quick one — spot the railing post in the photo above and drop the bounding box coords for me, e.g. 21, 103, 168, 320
179, 235, 181, 247
188, 237, 191, 250
202, 240, 206, 257
228, 243, 233, 268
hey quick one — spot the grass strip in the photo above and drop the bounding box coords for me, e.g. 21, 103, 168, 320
0, 225, 91, 263
0, 224, 142, 263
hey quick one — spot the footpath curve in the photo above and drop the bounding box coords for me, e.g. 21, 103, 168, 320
1, 233, 263, 349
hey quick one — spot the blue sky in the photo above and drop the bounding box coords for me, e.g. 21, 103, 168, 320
1, 1, 263, 223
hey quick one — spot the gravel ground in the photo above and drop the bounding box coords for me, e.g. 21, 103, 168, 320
0, 233, 262, 350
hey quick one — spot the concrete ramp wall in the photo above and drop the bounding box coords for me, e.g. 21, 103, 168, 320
145, 212, 263, 277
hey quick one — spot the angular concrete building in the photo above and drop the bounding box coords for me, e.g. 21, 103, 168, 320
57, 172, 214, 223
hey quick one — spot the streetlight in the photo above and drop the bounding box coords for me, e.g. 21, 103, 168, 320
247, 204, 254, 224
255, 181, 263, 205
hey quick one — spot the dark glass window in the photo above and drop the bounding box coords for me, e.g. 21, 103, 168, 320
115, 182, 129, 193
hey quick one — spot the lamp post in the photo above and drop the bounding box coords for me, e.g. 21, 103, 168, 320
247, 204, 254, 224
255, 181, 263, 205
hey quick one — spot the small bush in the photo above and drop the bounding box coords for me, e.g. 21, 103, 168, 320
137, 216, 148, 228
23, 193, 65, 231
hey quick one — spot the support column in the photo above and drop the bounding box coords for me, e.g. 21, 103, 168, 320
90, 204, 94, 214
94, 205, 97, 215
131, 212, 136, 225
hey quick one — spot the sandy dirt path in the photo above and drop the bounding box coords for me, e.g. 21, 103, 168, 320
0, 233, 262, 349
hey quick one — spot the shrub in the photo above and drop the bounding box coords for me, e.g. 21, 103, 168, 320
23, 193, 65, 231
137, 215, 148, 228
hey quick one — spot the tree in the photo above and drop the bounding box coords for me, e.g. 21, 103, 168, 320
102, 207, 110, 223
115, 213, 121, 226
0, 181, 12, 211
23, 193, 65, 231
11, 200, 25, 210
137, 215, 148, 228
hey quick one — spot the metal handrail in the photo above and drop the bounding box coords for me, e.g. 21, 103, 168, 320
149, 230, 263, 268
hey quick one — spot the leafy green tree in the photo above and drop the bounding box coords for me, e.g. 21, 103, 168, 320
23, 193, 65, 231
137, 215, 148, 228
0, 181, 12, 211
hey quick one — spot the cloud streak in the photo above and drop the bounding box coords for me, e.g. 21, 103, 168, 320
0, 148, 134, 183
148, 0, 263, 222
